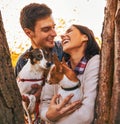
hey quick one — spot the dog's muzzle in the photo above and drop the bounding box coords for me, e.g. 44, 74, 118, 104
46, 62, 52, 68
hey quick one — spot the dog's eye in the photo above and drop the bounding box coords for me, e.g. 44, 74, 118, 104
36, 54, 43, 60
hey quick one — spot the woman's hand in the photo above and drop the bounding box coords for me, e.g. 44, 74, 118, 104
46, 94, 82, 122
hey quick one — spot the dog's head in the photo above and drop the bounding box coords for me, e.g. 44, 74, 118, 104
23, 48, 52, 69
47, 54, 79, 84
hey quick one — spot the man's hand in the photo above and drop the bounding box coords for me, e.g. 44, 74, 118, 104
46, 94, 82, 122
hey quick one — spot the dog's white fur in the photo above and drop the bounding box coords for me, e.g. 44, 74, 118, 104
57, 73, 82, 103
46, 55, 83, 124
47, 55, 83, 102
17, 49, 49, 124
47, 64, 83, 103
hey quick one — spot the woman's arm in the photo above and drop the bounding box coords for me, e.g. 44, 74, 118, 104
72, 55, 100, 124
40, 83, 82, 123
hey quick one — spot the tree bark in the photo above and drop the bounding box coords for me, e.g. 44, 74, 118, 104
110, 1, 120, 123
95, 0, 117, 124
0, 11, 24, 124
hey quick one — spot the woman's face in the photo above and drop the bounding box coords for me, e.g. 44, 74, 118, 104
61, 25, 88, 53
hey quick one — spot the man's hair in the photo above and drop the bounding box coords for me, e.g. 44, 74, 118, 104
20, 3, 52, 31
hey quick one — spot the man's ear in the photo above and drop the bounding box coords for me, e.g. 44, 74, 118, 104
24, 28, 33, 38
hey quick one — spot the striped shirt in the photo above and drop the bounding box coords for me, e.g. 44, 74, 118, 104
67, 57, 88, 75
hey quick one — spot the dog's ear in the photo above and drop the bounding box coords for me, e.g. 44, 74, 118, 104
22, 51, 31, 59
62, 57, 66, 64
55, 63, 63, 73
59, 65, 63, 73
61, 57, 68, 67
53, 53, 60, 65
52, 53, 63, 72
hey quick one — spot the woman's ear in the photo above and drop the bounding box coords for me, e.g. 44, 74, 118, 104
24, 28, 33, 38
82, 34, 88, 42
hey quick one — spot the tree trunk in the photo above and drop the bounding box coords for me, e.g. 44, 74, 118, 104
110, 1, 120, 123
95, 0, 120, 124
0, 11, 24, 124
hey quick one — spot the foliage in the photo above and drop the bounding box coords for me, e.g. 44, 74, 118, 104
10, 51, 20, 67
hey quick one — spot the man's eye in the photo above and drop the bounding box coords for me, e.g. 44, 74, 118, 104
41, 27, 51, 32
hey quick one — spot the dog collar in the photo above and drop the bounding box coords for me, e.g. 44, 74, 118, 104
61, 80, 81, 91
18, 78, 45, 82
18, 77, 46, 86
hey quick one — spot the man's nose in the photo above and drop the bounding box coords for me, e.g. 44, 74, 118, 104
51, 29, 57, 37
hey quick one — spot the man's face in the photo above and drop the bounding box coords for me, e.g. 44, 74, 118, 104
26, 16, 57, 49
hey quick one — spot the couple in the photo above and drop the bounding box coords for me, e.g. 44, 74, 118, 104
15, 3, 100, 124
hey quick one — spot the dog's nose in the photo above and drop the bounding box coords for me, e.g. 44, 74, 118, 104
46, 62, 52, 68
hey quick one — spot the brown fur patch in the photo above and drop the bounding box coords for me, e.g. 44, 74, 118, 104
48, 54, 79, 84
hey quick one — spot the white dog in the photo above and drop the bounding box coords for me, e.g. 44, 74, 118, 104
17, 48, 51, 124
47, 54, 83, 103
46, 54, 83, 124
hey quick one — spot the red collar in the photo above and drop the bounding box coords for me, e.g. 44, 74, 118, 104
18, 77, 45, 82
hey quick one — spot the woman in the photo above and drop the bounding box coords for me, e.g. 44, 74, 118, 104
40, 24, 100, 124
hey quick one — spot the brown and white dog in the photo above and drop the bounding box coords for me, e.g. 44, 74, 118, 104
17, 48, 51, 124
47, 54, 83, 103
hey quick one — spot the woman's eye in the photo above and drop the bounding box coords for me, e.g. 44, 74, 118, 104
66, 29, 72, 33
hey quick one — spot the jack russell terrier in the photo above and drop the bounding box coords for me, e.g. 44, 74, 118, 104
17, 48, 51, 124
47, 54, 83, 103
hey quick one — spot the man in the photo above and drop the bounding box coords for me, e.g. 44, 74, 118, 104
15, 3, 61, 76
15, 3, 81, 123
